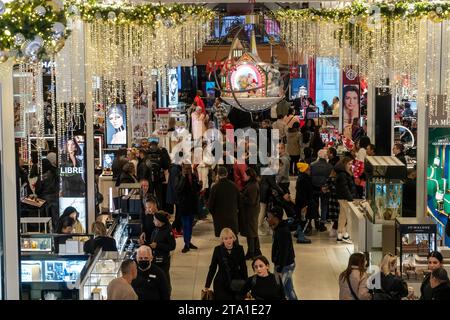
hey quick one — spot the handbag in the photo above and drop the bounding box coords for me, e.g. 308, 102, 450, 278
230, 279, 246, 292
201, 289, 214, 300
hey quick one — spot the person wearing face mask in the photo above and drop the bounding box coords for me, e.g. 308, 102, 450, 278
240, 256, 285, 300
149, 211, 176, 296
107, 259, 138, 300
420, 251, 444, 300
139, 196, 158, 245
131, 245, 170, 300
430, 268, 450, 300
203, 228, 248, 300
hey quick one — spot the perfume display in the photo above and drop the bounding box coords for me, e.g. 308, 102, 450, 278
21, 237, 52, 252
368, 178, 403, 222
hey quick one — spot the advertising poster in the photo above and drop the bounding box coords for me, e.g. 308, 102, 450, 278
427, 128, 450, 245
132, 84, 150, 140
168, 68, 179, 107
342, 66, 360, 133
59, 135, 87, 230
106, 104, 127, 146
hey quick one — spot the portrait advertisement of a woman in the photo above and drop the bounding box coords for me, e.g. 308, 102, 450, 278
343, 85, 360, 125
107, 105, 127, 145
60, 137, 86, 197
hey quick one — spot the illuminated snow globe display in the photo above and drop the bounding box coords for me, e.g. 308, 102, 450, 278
216, 18, 286, 112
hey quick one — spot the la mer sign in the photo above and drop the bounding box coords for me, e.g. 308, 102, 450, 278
428, 94, 450, 127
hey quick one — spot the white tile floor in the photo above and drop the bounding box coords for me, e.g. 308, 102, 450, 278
169, 217, 354, 300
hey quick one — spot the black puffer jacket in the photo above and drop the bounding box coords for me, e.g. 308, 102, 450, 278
150, 223, 176, 261
334, 162, 356, 201
260, 175, 286, 204
272, 220, 295, 270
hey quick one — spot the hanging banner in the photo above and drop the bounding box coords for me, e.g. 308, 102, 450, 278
106, 104, 128, 147
168, 68, 179, 107
426, 128, 450, 245
132, 85, 150, 140
59, 135, 87, 231
342, 66, 360, 134
428, 94, 450, 127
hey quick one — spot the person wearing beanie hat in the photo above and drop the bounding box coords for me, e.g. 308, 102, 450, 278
296, 162, 309, 174
267, 206, 298, 300
149, 210, 176, 296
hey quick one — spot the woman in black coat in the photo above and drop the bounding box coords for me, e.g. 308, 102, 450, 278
204, 228, 248, 300
334, 157, 356, 242
240, 168, 261, 259
83, 221, 117, 254
150, 211, 176, 295
176, 164, 201, 253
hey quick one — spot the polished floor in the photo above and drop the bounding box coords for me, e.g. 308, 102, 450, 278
169, 216, 353, 300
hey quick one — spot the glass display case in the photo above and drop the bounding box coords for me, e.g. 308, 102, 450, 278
365, 156, 407, 222
395, 217, 437, 281
79, 251, 126, 300
21, 236, 52, 253
113, 217, 130, 253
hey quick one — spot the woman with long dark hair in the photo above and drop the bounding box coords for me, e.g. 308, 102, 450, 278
60, 138, 85, 197
339, 253, 371, 300
286, 122, 301, 175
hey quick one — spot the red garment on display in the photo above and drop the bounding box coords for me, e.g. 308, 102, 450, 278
194, 95, 206, 114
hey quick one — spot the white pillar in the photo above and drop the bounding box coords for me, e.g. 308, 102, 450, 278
0, 60, 20, 299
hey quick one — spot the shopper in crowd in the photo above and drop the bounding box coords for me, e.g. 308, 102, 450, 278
311, 127, 325, 159
272, 114, 288, 143
166, 161, 183, 237
402, 168, 417, 218
267, 206, 298, 300
356, 136, 371, 162
351, 118, 365, 142
332, 96, 340, 116
303, 147, 314, 165
35, 157, 59, 228
335, 157, 356, 243
366, 144, 376, 157
402, 102, 414, 118
321, 100, 332, 115
132, 245, 170, 300
204, 228, 248, 300
276, 143, 291, 194
191, 106, 207, 143
286, 122, 301, 175
294, 162, 312, 243
150, 211, 176, 295
259, 169, 289, 236
128, 149, 139, 175
54, 216, 75, 253
310, 149, 333, 233
339, 252, 371, 300
193, 90, 206, 114
372, 254, 408, 300
299, 124, 312, 160
233, 144, 249, 192
208, 166, 241, 239
305, 97, 317, 119
112, 149, 128, 179
421, 251, 444, 300
276, 98, 290, 119
284, 108, 299, 129
212, 97, 228, 127
326, 169, 340, 238
139, 196, 158, 245
115, 162, 137, 187
430, 268, 450, 300
176, 164, 200, 253
327, 147, 340, 167
393, 143, 407, 165
83, 221, 117, 254
107, 259, 138, 300
221, 116, 235, 146
240, 168, 261, 260
140, 178, 151, 210
241, 256, 285, 300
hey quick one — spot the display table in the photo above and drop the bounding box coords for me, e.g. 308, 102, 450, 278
347, 201, 365, 252
99, 174, 117, 212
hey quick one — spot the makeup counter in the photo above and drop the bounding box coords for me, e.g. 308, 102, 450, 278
20, 214, 138, 300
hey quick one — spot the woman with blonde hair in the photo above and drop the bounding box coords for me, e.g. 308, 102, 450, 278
203, 228, 248, 300
373, 254, 408, 300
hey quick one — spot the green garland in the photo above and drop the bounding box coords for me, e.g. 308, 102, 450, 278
65, 0, 216, 27
0, 0, 67, 61
275, 0, 450, 23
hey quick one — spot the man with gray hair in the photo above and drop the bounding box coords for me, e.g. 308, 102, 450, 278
131, 245, 170, 300
309, 149, 333, 233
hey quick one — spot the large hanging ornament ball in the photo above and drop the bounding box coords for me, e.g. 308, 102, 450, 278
22, 35, 43, 57
67, 4, 79, 16
155, 14, 162, 21
14, 33, 26, 47
349, 16, 356, 24
0, 51, 8, 63
108, 11, 116, 20
0, 1, 5, 15
52, 22, 65, 35
387, 4, 395, 12
163, 18, 173, 28
34, 5, 47, 17
408, 4, 415, 14
95, 12, 102, 20
436, 7, 443, 15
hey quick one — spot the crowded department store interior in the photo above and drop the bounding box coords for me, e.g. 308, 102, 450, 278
0, 0, 450, 301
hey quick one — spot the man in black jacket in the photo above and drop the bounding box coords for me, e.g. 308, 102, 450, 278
267, 206, 297, 300
431, 268, 450, 300
131, 245, 170, 300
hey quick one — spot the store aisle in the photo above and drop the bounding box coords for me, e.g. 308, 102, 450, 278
169, 217, 353, 300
